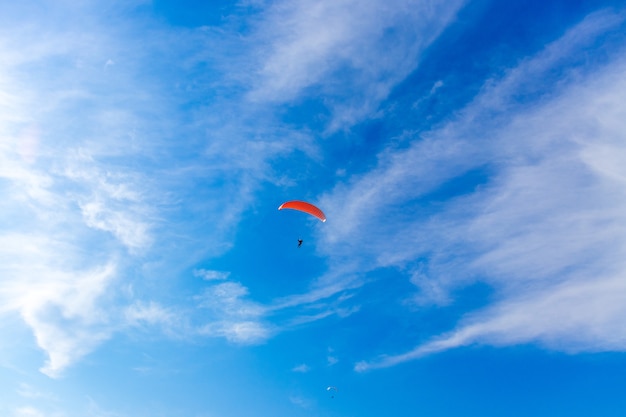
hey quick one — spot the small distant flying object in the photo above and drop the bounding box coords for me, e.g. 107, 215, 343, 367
298, 239, 303, 248
278, 200, 326, 222
326, 386, 338, 398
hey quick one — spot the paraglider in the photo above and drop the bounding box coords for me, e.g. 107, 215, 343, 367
278, 200, 326, 222
327, 386, 338, 398
297, 238, 303, 248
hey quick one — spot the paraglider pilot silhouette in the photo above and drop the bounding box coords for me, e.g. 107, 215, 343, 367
298, 239, 303, 248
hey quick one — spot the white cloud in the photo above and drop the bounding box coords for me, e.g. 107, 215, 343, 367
13, 407, 45, 417
125, 301, 177, 329
357, 270, 626, 372
291, 363, 311, 373
320, 9, 626, 253
0, 125, 150, 377
0, 0, 178, 376
193, 269, 230, 281
289, 395, 313, 409
196, 282, 270, 344
21, 266, 116, 378
86, 397, 125, 417
79, 199, 150, 251
0, 232, 118, 377
247, 0, 466, 130
194, 277, 359, 344
0, 0, 321, 375
16, 383, 55, 401
338, 10, 626, 369
2, 0, 396, 381
199, 320, 271, 344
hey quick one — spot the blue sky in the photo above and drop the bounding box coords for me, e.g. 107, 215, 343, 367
2, 0, 626, 415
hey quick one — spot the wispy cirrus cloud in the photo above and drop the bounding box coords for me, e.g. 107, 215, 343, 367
246, 0, 466, 131
0, 0, 209, 376
0, 66, 153, 376
191, 271, 360, 346
357, 269, 626, 371
316, 9, 626, 371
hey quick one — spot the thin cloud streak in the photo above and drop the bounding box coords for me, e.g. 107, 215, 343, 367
357, 269, 626, 372
192, 274, 360, 344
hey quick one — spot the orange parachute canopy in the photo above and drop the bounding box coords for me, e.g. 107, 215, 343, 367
278, 200, 326, 222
